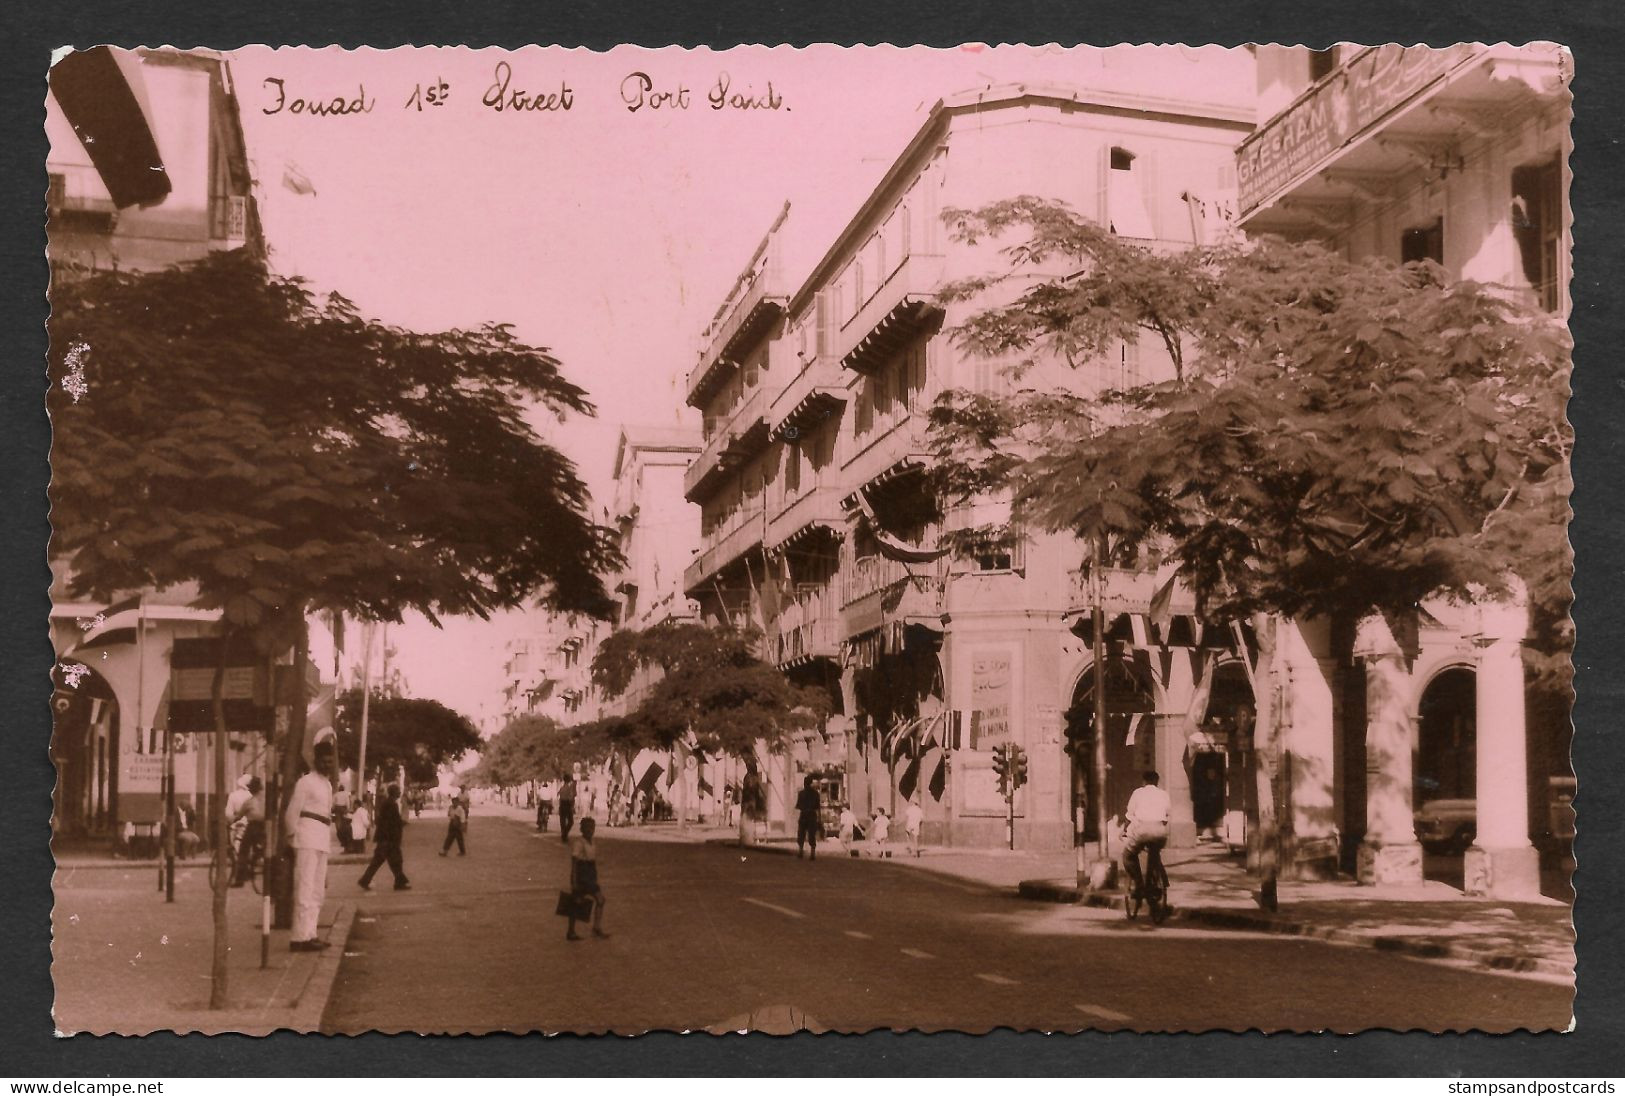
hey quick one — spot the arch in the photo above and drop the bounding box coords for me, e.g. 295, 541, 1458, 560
51, 659, 121, 840
1415, 665, 1477, 812
1065, 653, 1156, 840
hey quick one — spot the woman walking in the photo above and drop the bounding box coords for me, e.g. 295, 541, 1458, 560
565, 816, 608, 941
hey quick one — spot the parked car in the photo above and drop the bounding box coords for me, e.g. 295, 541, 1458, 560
1414, 798, 1476, 854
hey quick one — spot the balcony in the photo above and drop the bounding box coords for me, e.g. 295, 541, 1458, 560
683, 502, 767, 595
766, 485, 845, 551
772, 585, 840, 667
837, 252, 946, 375
683, 382, 773, 501
770, 355, 849, 440
686, 216, 792, 408
1238, 44, 1567, 232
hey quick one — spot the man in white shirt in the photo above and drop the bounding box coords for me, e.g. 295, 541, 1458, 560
284, 730, 337, 951
1119, 770, 1172, 900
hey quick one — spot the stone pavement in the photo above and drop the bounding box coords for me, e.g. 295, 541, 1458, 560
558, 809, 1575, 983
52, 858, 354, 1035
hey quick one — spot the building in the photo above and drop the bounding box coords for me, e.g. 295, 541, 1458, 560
1235, 43, 1572, 897
47, 48, 274, 844
679, 75, 1258, 843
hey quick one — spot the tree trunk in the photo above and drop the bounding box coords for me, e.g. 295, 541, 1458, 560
208, 636, 231, 1010
273, 610, 309, 930
1251, 612, 1281, 912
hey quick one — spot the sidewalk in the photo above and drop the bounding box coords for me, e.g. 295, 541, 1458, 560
53, 860, 355, 1035
603, 817, 1575, 982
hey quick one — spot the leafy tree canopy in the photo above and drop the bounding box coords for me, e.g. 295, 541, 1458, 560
48, 250, 622, 634
335, 689, 481, 787
591, 623, 830, 756
929, 199, 1571, 684
466, 714, 618, 788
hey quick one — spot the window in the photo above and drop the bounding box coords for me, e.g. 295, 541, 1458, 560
1105, 146, 1156, 239
1512, 157, 1563, 313
1401, 218, 1444, 266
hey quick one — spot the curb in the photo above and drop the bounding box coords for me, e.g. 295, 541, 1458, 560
1017, 876, 1572, 980
291, 900, 357, 1033
1175, 907, 1575, 980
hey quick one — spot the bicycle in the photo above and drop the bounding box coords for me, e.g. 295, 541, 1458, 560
208, 836, 266, 894
1123, 842, 1171, 925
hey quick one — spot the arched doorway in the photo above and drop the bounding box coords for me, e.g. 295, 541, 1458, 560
1189, 661, 1255, 841
1065, 656, 1155, 842
1417, 667, 1476, 803
50, 660, 120, 840
1415, 666, 1476, 854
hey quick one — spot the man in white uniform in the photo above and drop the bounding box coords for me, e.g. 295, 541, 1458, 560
284, 729, 337, 951
1119, 770, 1172, 900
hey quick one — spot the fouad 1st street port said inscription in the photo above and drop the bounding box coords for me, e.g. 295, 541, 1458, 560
259, 64, 785, 118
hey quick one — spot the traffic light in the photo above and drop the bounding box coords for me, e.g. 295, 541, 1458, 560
992, 742, 1011, 797
1011, 746, 1029, 791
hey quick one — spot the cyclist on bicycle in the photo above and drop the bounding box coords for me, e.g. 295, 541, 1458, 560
1119, 770, 1171, 901
230, 776, 266, 887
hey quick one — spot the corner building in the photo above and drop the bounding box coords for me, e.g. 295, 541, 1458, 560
1237, 44, 1571, 897
681, 77, 1256, 848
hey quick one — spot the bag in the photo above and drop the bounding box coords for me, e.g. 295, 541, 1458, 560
555, 889, 595, 920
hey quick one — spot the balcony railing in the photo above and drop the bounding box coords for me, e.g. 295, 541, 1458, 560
683, 502, 767, 594
837, 252, 946, 375
1064, 566, 1196, 616
686, 214, 792, 408
772, 584, 840, 666
767, 484, 845, 550
684, 382, 772, 501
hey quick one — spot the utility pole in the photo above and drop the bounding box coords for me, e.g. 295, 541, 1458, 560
1088, 534, 1116, 890
357, 621, 376, 804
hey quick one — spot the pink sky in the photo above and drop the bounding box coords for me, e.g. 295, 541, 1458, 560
227, 44, 1256, 722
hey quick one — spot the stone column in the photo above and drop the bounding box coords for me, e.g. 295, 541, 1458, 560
1355, 613, 1424, 885
1464, 593, 1541, 898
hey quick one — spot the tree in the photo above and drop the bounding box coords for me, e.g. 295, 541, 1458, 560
335, 690, 481, 788
929, 197, 1571, 907
592, 623, 830, 757
47, 250, 621, 1007
466, 714, 617, 790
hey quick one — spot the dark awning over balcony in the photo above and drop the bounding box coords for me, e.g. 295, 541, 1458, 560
772, 384, 847, 440
841, 299, 943, 375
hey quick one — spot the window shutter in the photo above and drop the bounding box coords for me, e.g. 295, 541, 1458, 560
1142, 151, 1162, 240
1098, 145, 1112, 228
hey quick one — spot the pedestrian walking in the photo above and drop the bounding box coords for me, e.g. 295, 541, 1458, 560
359, 783, 411, 891
285, 730, 338, 951
333, 781, 354, 854
348, 795, 371, 854
440, 792, 468, 856
557, 775, 578, 842
871, 807, 892, 858
795, 775, 822, 860
536, 782, 553, 832
838, 805, 863, 858
564, 816, 608, 941
904, 798, 925, 858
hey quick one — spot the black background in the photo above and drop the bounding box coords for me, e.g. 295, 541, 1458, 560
4, 0, 1622, 1076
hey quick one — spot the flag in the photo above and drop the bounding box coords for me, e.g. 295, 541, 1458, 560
1147, 567, 1178, 637
927, 750, 947, 802
73, 593, 143, 652
898, 753, 922, 801
281, 161, 316, 196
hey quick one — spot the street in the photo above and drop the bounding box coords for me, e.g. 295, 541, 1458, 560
322, 813, 1573, 1034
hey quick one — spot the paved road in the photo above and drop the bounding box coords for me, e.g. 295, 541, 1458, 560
322, 813, 1573, 1034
